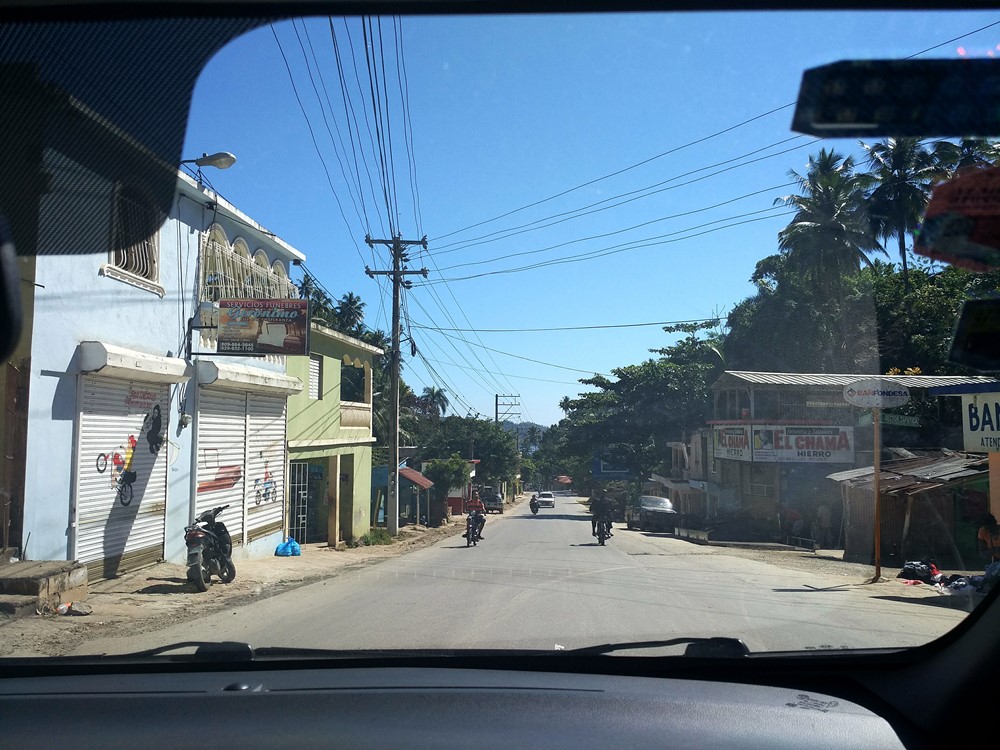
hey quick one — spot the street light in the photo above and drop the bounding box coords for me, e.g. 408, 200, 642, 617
180, 151, 237, 169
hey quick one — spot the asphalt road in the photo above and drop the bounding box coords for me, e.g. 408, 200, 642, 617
78, 493, 969, 656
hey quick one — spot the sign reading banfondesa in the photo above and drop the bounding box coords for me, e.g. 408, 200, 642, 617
962, 393, 1000, 452
843, 378, 911, 409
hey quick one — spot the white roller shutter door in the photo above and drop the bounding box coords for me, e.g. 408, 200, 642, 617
196, 389, 248, 545
246, 393, 286, 542
76, 376, 168, 581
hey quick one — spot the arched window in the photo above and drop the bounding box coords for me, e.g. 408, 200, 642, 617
200, 224, 232, 301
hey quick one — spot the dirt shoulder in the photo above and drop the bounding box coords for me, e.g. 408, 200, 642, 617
0, 515, 475, 658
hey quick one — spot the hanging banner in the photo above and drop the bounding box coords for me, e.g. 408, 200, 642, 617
714, 425, 752, 462
217, 299, 310, 356
753, 425, 854, 464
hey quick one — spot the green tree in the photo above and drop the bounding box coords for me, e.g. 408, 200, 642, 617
335, 292, 366, 333
299, 272, 337, 327
523, 424, 543, 453
775, 148, 881, 294
418, 416, 520, 487
559, 322, 725, 481
862, 137, 939, 290
420, 386, 450, 420
849, 259, 1000, 375
932, 138, 1000, 175
724, 253, 879, 373
422, 453, 471, 504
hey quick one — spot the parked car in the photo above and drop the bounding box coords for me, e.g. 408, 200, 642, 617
536, 491, 555, 508
484, 493, 504, 514
626, 496, 678, 533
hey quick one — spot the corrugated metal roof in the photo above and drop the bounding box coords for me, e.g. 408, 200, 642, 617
399, 467, 434, 489
827, 453, 988, 490
714, 371, 1000, 390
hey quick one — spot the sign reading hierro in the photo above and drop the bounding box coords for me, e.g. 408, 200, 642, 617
843, 378, 911, 409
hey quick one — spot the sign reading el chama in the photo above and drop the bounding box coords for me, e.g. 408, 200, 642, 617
843, 378, 911, 409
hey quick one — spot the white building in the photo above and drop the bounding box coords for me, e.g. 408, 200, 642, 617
6, 147, 305, 580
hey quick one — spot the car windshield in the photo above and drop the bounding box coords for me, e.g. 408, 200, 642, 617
641, 497, 673, 510
3, 8, 1000, 662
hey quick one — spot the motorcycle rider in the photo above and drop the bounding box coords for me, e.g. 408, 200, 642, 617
529, 494, 539, 513
464, 491, 486, 540
590, 489, 615, 538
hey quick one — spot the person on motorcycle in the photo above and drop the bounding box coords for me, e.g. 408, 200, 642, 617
464, 492, 486, 540
590, 489, 615, 538
529, 494, 539, 513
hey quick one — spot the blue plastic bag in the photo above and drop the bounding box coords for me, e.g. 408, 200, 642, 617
274, 537, 301, 557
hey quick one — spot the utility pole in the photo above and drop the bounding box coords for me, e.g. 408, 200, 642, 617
495, 394, 520, 425
366, 234, 428, 537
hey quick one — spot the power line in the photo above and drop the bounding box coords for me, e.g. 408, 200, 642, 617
270, 23, 368, 267
395, 15, 423, 237
905, 19, 1000, 58
434, 103, 797, 242
436, 181, 797, 273
337, 17, 388, 240
432, 18, 1000, 246
427, 328, 612, 377
422, 207, 796, 284
293, 20, 371, 236
407, 291, 509, 396
417, 355, 582, 385
377, 16, 401, 230
363, 17, 396, 236
431, 136, 810, 255
411, 316, 719, 333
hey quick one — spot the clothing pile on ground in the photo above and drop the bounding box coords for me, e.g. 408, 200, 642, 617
897, 559, 989, 595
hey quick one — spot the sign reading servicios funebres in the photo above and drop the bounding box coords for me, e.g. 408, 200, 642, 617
843, 379, 911, 409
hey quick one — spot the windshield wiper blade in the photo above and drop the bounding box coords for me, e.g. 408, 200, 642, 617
124, 641, 257, 661
563, 637, 750, 658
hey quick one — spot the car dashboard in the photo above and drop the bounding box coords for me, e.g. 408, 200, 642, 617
0, 662, 906, 750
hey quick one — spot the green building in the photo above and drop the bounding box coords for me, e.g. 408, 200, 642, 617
286, 323, 382, 547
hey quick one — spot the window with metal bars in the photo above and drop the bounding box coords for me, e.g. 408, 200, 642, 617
109, 183, 160, 282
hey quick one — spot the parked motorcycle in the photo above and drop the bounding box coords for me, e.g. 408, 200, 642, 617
596, 514, 613, 546
185, 504, 236, 591
465, 511, 484, 547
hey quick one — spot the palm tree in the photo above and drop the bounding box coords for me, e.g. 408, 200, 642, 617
524, 425, 543, 452
932, 138, 1000, 176
299, 272, 336, 326
335, 292, 366, 333
420, 386, 449, 420
775, 148, 882, 293
862, 137, 939, 290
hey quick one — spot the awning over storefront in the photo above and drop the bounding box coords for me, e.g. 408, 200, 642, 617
196, 360, 303, 394
79, 341, 190, 383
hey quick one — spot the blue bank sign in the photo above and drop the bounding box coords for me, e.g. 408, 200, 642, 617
963, 394, 1000, 452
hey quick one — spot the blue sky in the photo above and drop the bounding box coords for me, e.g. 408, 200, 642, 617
183, 10, 1000, 426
